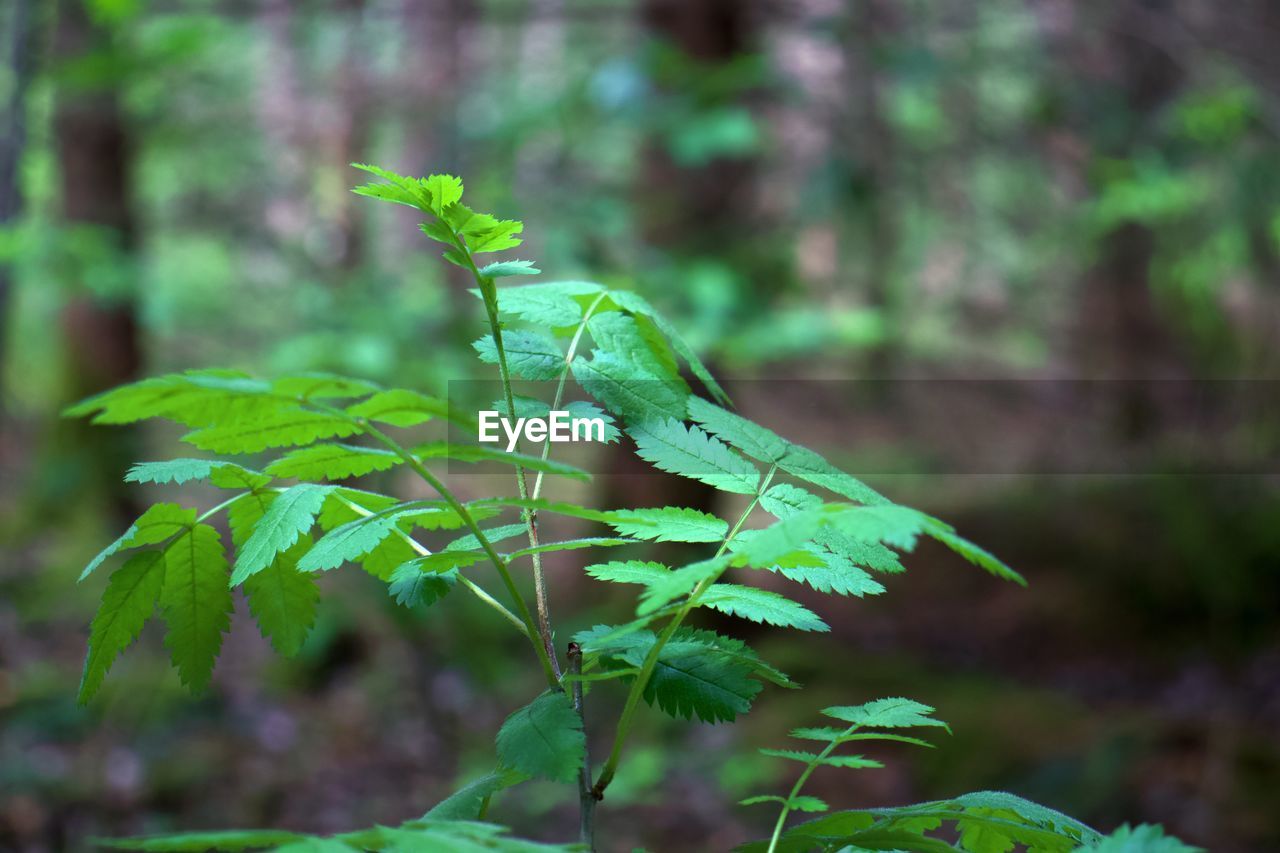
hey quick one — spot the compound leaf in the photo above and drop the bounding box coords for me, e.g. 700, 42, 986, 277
79, 551, 166, 703
628, 417, 760, 495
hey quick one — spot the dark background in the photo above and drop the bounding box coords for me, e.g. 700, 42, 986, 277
1, 1, 1278, 850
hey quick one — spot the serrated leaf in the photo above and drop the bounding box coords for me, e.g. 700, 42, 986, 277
445, 522, 527, 553
760, 483, 824, 519
492, 282, 585, 326
740, 795, 787, 807
821, 697, 950, 731
79, 552, 166, 703
788, 796, 829, 813
628, 418, 760, 495
473, 330, 564, 381
607, 506, 728, 543
467, 497, 620, 524
585, 560, 671, 585
619, 638, 762, 724
932, 529, 1025, 585
422, 174, 463, 213
160, 523, 232, 691
758, 749, 883, 770
699, 583, 829, 632
388, 562, 456, 608
766, 544, 885, 597
571, 350, 689, 424
777, 443, 888, 506
243, 538, 319, 656
495, 691, 585, 783
80, 503, 197, 581
422, 769, 528, 821
347, 388, 450, 428
231, 484, 335, 585
478, 260, 540, 278
272, 373, 381, 400
297, 504, 427, 573
121, 459, 271, 491
587, 311, 684, 386
637, 555, 730, 615
467, 219, 524, 253
608, 289, 731, 405
265, 444, 401, 481
352, 162, 433, 209
687, 397, 787, 463
183, 408, 358, 454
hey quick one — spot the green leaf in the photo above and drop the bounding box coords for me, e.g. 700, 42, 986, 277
686, 397, 787, 463
352, 162, 433, 210
184, 408, 358, 454
422, 173, 463, 213
758, 749, 883, 770
445, 522, 527, 553
637, 555, 731, 615
585, 560, 670, 585
297, 504, 429, 573
472, 330, 564, 381
821, 698, 950, 732
763, 544, 885, 598
494, 691, 585, 783
272, 373, 381, 401
422, 769, 528, 820
265, 444, 401, 481
760, 483, 823, 518
388, 562, 456, 608
466, 219, 524, 253
347, 388, 451, 428
396, 551, 487, 574
618, 637, 762, 724
607, 506, 728, 543
96, 828, 308, 851
571, 350, 689, 424
231, 484, 335, 585
160, 523, 233, 691
415, 442, 591, 482
789, 728, 937, 749
608, 289, 731, 405
492, 281, 587, 326
789, 796, 830, 813
243, 538, 319, 656
124, 459, 264, 488
478, 260, 540, 278
740, 795, 787, 807
587, 311, 684, 386
699, 583, 829, 632
467, 497, 621, 524
932, 529, 1025, 586
80, 503, 197, 581
79, 551, 166, 703
628, 417, 760, 495
777, 443, 888, 506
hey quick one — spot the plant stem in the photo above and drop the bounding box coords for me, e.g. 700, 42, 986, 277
332, 494, 529, 635
462, 233, 563, 681
568, 642, 597, 850
766, 721, 862, 853
593, 464, 778, 798
358, 420, 559, 687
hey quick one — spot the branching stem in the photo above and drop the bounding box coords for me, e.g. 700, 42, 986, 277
766, 721, 863, 853
593, 464, 779, 797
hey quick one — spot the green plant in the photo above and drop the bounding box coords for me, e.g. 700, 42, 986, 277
69, 167, 1196, 852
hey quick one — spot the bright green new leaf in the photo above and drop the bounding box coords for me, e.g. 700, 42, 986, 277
422, 173, 463, 213
821, 697, 950, 732
79, 551, 166, 703
183, 408, 358, 455
637, 555, 730, 615
347, 388, 450, 428
478, 260, 539, 278
494, 691, 585, 783
585, 560, 671, 585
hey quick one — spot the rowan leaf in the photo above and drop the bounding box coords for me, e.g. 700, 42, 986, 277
388, 562, 456, 608
821, 697, 950, 732
265, 444, 401, 481
243, 538, 319, 656
478, 260, 539, 278
571, 350, 689, 424
777, 442, 888, 505
585, 560, 671, 585
79, 551, 166, 703
628, 417, 760, 495
415, 442, 591, 481
472, 330, 564, 381
347, 389, 451, 428
607, 506, 728, 543
183, 408, 358, 454
495, 691, 585, 783
160, 523, 232, 691
699, 583, 829, 632
80, 503, 196, 581
686, 397, 787, 463
231, 484, 334, 585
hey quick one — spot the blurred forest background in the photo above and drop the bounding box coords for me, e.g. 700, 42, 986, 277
1, 0, 1278, 850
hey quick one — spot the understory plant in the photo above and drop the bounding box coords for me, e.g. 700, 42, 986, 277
68, 166, 1197, 852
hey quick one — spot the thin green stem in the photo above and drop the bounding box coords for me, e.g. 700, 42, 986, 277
332, 494, 528, 635
357, 419, 558, 687
593, 464, 779, 798
766, 722, 862, 853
